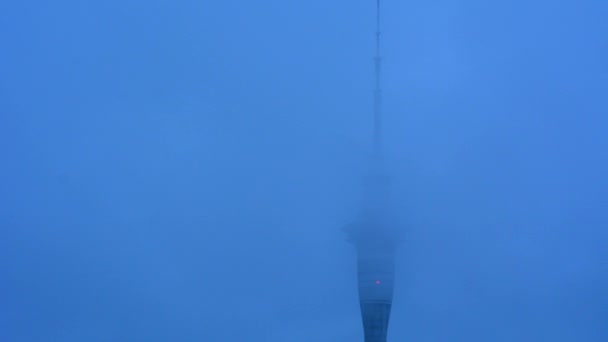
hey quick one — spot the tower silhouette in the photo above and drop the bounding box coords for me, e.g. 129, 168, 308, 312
344, 1, 397, 341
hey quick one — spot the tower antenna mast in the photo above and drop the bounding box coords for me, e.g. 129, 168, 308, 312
373, 0, 382, 161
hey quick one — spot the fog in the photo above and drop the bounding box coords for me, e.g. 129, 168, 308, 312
1, 0, 607, 341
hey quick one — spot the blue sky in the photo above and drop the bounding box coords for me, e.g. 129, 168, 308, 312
1, 0, 607, 341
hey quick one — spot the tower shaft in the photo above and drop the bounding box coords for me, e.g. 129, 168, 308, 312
357, 243, 394, 342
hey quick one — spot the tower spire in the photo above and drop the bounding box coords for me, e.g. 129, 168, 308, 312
373, 0, 382, 160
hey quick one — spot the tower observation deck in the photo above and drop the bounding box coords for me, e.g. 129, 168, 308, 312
343, 1, 397, 341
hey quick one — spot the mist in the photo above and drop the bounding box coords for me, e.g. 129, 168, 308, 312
1, 0, 607, 341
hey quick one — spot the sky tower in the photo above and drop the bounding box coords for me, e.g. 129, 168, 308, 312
344, 1, 398, 341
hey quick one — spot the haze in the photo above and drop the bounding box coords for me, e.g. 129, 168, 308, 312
1, 0, 607, 341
